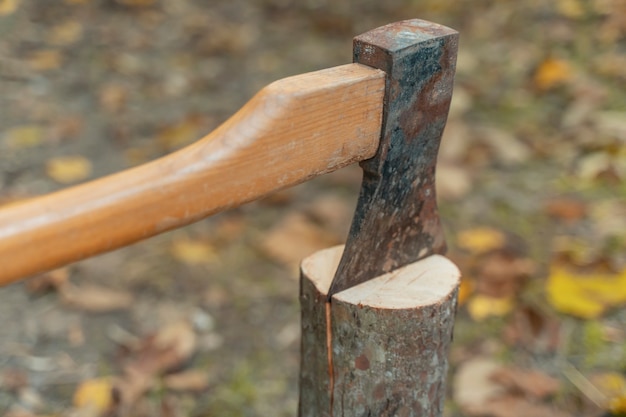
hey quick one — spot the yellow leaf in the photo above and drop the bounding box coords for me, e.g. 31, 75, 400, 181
170, 238, 217, 265
46, 155, 92, 183
467, 294, 514, 321
73, 378, 113, 413
0, 0, 19, 16
457, 227, 506, 254
157, 116, 202, 151
457, 278, 473, 306
3, 125, 44, 149
27, 49, 63, 71
534, 58, 573, 90
590, 372, 626, 413
557, 0, 585, 18
115, 0, 156, 7
50, 21, 83, 46
546, 265, 626, 319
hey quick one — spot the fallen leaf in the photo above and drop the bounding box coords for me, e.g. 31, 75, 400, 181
163, 370, 209, 391
49, 21, 83, 45
170, 238, 217, 265
260, 212, 339, 272
590, 372, 626, 412
557, 0, 585, 18
534, 58, 573, 90
453, 357, 506, 410
544, 197, 588, 222
124, 320, 197, 376
490, 366, 561, 399
305, 195, 352, 236
468, 395, 571, 417
24, 268, 69, 294
503, 305, 561, 352
73, 378, 114, 414
474, 250, 533, 298
457, 227, 506, 255
46, 155, 92, 183
457, 278, 473, 306
1, 368, 28, 392
157, 115, 203, 151
476, 126, 531, 165
0, 0, 18, 16
114, 0, 156, 7
27, 49, 63, 71
546, 263, 626, 319
3, 125, 44, 149
437, 163, 472, 201
59, 284, 134, 312
99, 83, 128, 113
467, 294, 514, 321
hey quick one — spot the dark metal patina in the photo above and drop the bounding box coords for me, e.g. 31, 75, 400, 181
329, 19, 459, 297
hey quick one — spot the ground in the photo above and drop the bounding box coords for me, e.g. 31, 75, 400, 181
0, 0, 625, 416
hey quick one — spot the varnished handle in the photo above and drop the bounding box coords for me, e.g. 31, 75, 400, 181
0, 64, 384, 285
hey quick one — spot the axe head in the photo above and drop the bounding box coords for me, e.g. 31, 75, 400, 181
328, 19, 459, 297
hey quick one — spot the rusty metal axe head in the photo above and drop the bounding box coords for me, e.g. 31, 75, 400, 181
328, 19, 459, 297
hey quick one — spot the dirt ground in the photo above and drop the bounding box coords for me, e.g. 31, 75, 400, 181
0, 0, 625, 416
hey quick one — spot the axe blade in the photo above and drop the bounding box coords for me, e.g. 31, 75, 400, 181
328, 19, 459, 297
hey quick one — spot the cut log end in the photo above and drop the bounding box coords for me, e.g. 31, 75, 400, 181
299, 245, 460, 417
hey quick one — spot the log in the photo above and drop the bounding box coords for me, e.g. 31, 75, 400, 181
299, 245, 460, 417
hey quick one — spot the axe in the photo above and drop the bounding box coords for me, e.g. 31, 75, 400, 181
0, 19, 458, 297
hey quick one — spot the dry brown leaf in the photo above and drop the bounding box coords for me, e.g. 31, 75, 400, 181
163, 370, 209, 392
305, 195, 352, 235
437, 163, 472, 200
59, 284, 134, 312
125, 320, 197, 376
503, 305, 561, 352
50, 21, 83, 45
475, 251, 534, 298
468, 396, 571, 417
260, 212, 339, 271
544, 197, 588, 222
99, 83, 128, 113
490, 367, 561, 399
453, 357, 506, 409
24, 268, 69, 294
46, 155, 93, 183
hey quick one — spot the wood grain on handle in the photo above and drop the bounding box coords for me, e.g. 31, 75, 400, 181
0, 64, 385, 285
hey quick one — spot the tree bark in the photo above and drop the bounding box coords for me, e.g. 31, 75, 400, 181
299, 245, 460, 417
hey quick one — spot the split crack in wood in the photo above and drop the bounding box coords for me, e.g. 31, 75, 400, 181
299, 245, 460, 417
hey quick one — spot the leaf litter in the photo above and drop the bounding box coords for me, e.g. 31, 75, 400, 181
0, 0, 625, 415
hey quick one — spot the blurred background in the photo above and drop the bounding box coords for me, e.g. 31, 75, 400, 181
0, 0, 624, 415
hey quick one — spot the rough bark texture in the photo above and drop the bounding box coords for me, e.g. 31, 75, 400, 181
299, 245, 460, 417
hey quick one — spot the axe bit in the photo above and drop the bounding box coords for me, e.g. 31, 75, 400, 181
329, 20, 459, 297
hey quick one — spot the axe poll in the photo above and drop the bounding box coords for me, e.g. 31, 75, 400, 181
0, 20, 458, 293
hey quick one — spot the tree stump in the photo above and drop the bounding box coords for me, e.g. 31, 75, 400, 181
299, 245, 460, 417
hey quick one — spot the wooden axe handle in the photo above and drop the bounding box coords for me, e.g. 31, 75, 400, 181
0, 64, 385, 285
